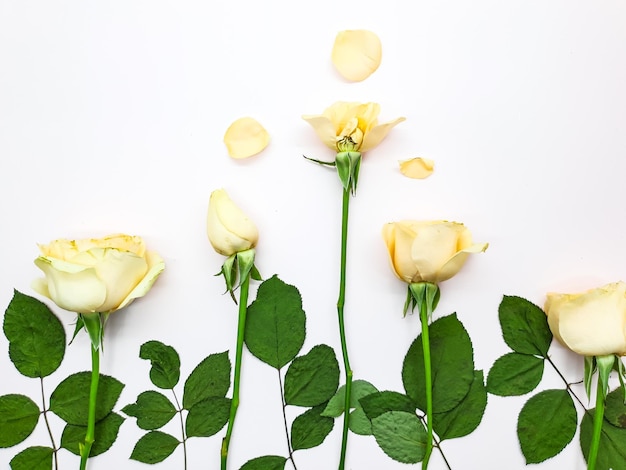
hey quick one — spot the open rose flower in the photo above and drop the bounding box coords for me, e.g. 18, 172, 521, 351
545, 281, 626, 356
207, 189, 258, 256
302, 101, 405, 153
32, 234, 164, 314
382, 220, 488, 284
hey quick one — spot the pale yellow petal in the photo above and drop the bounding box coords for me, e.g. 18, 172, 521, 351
301, 115, 339, 150
207, 189, 259, 256
331, 30, 382, 82
360, 117, 405, 152
118, 250, 165, 311
437, 242, 489, 283
223, 117, 270, 159
399, 158, 435, 179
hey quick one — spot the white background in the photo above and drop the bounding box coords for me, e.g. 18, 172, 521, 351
1, 1, 626, 469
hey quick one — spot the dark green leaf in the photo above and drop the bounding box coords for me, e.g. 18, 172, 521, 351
604, 386, 626, 428
3, 290, 66, 378
517, 389, 577, 463
183, 351, 231, 410
487, 352, 544, 396
130, 430, 180, 464
185, 397, 231, 438
284, 345, 339, 407
580, 408, 626, 469
139, 341, 181, 389
0, 394, 40, 447
360, 391, 417, 421
122, 391, 177, 430
60, 412, 124, 457
321, 380, 378, 417
291, 404, 334, 450
402, 313, 474, 413
239, 455, 287, 470
50, 372, 124, 425
9, 446, 53, 470
371, 411, 426, 463
499, 296, 552, 356
433, 370, 487, 440
244, 275, 306, 369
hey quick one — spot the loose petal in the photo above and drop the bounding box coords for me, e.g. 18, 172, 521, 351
223, 117, 270, 159
399, 158, 435, 179
331, 30, 382, 82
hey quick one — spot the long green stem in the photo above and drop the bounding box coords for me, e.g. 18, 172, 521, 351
171, 390, 187, 470
587, 377, 605, 470
40, 378, 58, 470
419, 301, 433, 469
221, 274, 250, 470
79, 343, 100, 470
337, 187, 353, 470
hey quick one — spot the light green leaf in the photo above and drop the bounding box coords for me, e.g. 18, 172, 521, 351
284, 345, 339, 407
3, 290, 66, 378
348, 406, 372, 435
291, 404, 334, 450
499, 295, 552, 356
604, 386, 626, 428
322, 380, 378, 417
139, 341, 181, 389
60, 412, 124, 456
360, 391, 417, 421
244, 275, 306, 369
580, 408, 626, 469
50, 372, 124, 425
239, 455, 287, 470
130, 430, 180, 464
185, 397, 231, 438
9, 446, 53, 470
183, 351, 231, 410
371, 411, 426, 463
487, 352, 544, 396
0, 394, 40, 447
517, 389, 577, 464
122, 391, 177, 430
402, 313, 474, 413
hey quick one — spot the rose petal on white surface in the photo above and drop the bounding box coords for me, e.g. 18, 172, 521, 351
331, 30, 382, 82
399, 158, 435, 179
223, 117, 270, 159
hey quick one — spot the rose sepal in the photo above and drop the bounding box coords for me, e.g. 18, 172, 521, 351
80, 312, 107, 351
335, 151, 362, 195
217, 249, 261, 303
404, 282, 440, 318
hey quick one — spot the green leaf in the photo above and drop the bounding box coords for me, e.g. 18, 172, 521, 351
499, 295, 552, 356
321, 380, 378, 417
183, 351, 231, 410
371, 411, 426, 464
122, 391, 177, 430
0, 394, 40, 447
580, 408, 626, 469
244, 275, 306, 369
284, 345, 340, 407
291, 404, 334, 450
487, 352, 544, 396
3, 290, 66, 378
402, 313, 474, 413
360, 391, 417, 421
9, 446, 53, 470
139, 341, 181, 389
517, 389, 577, 464
605, 387, 626, 428
50, 372, 124, 425
60, 412, 124, 456
185, 397, 231, 438
433, 370, 488, 440
348, 406, 373, 435
239, 455, 287, 470
130, 430, 180, 464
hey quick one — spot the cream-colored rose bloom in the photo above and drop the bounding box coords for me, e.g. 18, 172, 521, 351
302, 101, 405, 153
331, 30, 382, 82
207, 189, 258, 256
32, 234, 165, 314
382, 221, 488, 284
545, 282, 626, 356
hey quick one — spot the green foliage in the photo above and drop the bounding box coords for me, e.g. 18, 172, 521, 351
322, 380, 378, 435
0, 394, 40, 447
402, 313, 474, 413
371, 411, 426, 464
9, 446, 53, 470
498, 295, 552, 356
3, 290, 66, 378
245, 275, 306, 369
139, 341, 181, 389
239, 455, 287, 470
604, 387, 626, 428
183, 351, 231, 410
487, 352, 544, 396
129, 430, 180, 464
517, 389, 577, 464
50, 372, 124, 425
121, 391, 177, 430
360, 391, 417, 420
284, 344, 340, 407
581, 408, 626, 470
291, 404, 334, 450
60, 412, 124, 456
185, 397, 231, 438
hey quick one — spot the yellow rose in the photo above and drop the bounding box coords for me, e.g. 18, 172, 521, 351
207, 189, 258, 256
302, 101, 405, 153
382, 221, 488, 284
544, 282, 626, 356
32, 234, 165, 314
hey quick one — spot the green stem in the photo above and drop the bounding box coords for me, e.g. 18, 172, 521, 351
587, 376, 605, 470
40, 378, 58, 470
337, 187, 353, 470
79, 343, 100, 470
171, 390, 187, 470
221, 274, 250, 470
419, 301, 433, 469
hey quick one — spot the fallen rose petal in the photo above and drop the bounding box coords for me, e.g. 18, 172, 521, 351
223, 117, 270, 159
331, 30, 382, 82
399, 158, 435, 179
